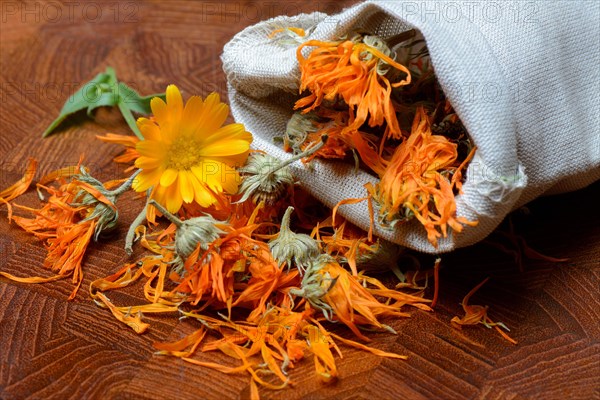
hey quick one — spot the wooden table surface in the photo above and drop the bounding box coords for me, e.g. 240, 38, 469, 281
1, 1, 598, 399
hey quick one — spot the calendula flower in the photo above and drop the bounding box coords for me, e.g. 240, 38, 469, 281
169, 208, 282, 307
292, 255, 429, 340
233, 247, 300, 322
238, 135, 328, 205
287, 109, 357, 162
295, 34, 411, 138
5, 164, 135, 299
289, 257, 337, 320
269, 206, 320, 274
132, 85, 253, 213
149, 200, 225, 260
72, 166, 139, 239
372, 107, 477, 247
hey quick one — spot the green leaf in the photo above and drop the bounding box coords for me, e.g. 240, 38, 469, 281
42, 66, 164, 139
116, 82, 165, 115
86, 90, 119, 117
42, 69, 114, 137
115, 82, 166, 140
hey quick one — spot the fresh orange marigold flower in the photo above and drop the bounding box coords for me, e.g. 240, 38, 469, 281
132, 85, 253, 213
295, 35, 411, 139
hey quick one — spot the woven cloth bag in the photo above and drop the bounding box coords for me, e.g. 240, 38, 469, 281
222, 0, 600, 253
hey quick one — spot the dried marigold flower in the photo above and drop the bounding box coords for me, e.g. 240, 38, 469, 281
149, 200, 225, 259
289, 255, 337, 320
371, 108, 477, 247
5, 164, 136, 299
284, 111, 319, 154
269, 206, 320, 274
238, 135, 328, 205
295, 33, 411, 139
71, 167, 138, 239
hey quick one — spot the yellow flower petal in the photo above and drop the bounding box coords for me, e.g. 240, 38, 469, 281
151, 184, 168, 207
137, 118, 161, 141
179, 170, 195, 203
151, 97, 170, 126
165, 176, 183, 213
200, 140, 251, 158
135, 156, 162, 169
209, 152, 250, 168
166, 84, 183, 118
137, 140, 167, 158
181, 96, 204, 134
211, 166, 239, 194
160, 168, 178, 187
201, 123, 253, 149
194, 93, 229, 136
190, 162, 224, 192
193, 160, 239, 194
192, 178, 215, 207
133, 167, 164, 192
190, 164, 208, 186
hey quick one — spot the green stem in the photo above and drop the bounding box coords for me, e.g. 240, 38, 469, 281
125, 189, 151, 255
271, 134, 328, 174
280, 206, 294, 233
148, 200, 183, 227
108, 169, 141, 197
118, 102, 144, 140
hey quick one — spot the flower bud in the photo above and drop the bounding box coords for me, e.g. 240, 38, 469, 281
149, 200, 225, 260
238, 153, 294, 205
269, 206, 320, 273
175, 216, 224, 259
238, 135, 328, 205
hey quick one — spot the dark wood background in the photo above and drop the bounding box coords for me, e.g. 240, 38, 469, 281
1, 1, 598, 399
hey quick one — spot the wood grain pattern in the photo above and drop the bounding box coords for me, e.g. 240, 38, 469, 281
1, 1, 599, 399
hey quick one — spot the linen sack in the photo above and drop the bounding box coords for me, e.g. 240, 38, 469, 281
222, 0, 600, 253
